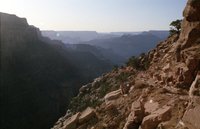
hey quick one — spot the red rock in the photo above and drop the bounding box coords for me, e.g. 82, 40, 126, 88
186, 58, 199, 73
134, 80, 147, 89
179, 0, 200, 49
189, 72, 200, 98
104, 89, 121, 103
78, 107, 96, 124
63, 112, 81, 129
141, 106, 171, 129
105, 101, 116, 110
162, 63, 170, 72
183, 72, 200, 129
183, 105, 200, 129
183, 0, 200, 22
123, 100, 145, 129
144, 100, 159, 115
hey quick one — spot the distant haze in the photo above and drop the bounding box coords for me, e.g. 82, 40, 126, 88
0, 0, 187, 32
41, 30, 169, 44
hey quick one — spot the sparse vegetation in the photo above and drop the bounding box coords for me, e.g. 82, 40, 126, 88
126, 53, 150, 70
169, 19, 182, 36
69, 69, 134, 113
115, 72, 131, 82
143, 59, 150, 70
69, 79, 113, 112
126, 56, 140, 69
113, 65, 119, 71
69, 94, 102, 113
99, 82, 111, 97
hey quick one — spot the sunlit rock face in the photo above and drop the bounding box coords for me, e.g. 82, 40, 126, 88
178, 0, 200, 49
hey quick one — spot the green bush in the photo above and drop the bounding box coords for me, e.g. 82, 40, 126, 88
126, 56, 140, 69
126, 53, 150, 70
69, 95, 102, 113
99, 82, 111, 97
169, 19, 182, 36
116, 72, 131, 82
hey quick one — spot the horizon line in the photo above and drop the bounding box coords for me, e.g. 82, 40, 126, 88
41, 29, 169, 33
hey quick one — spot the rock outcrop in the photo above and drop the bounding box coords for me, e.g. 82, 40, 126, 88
79, 107, 96, 124
123, 100, 145, 129
141, 106, 171, 129
179, 0, 200, 49
144, 100, 159, 115
104, 89, 122, 103
52, 107, 96, 129
63, 113, 81, 129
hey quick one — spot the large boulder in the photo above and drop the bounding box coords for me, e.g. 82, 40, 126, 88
144, 100, 159, 115
123, 100, 145, 129
179, 0, 200, 49
104, 89, 121, 103
141, 106, 171, 129
62, 107, 96, 129
63, 112, 81, 129
78, 107, 96, 124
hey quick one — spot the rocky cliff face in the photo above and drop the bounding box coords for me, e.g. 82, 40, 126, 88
53, 0, 200, 129
0, 13, 112, 129
0, 12, 79, 129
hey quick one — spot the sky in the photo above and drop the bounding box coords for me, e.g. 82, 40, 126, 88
0, 0, 187, 32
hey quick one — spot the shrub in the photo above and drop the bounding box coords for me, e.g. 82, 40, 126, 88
126, 56, 140, 69
126, 53, 150, 70
99, 82, 111, 97
169, 19, 182, 36
116, 72, 131, 82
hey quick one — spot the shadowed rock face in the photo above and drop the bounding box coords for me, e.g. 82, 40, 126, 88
0, 13, 78, 129
0, 13, 112, 129
179, 0, 200, 49
183, 0, 200, 22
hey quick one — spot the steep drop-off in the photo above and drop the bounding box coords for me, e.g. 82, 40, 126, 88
0, 13, 112, 129
81, 34, 161, 59
53, 0, 200, 129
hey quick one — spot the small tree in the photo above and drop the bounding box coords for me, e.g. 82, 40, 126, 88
126, 56, 140, 69
169, 19, 182, 36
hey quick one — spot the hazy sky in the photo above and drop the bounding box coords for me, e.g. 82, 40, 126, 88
0, 0, 187, 32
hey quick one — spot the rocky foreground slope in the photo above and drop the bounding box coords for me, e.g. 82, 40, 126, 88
52, 0, 200, 129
